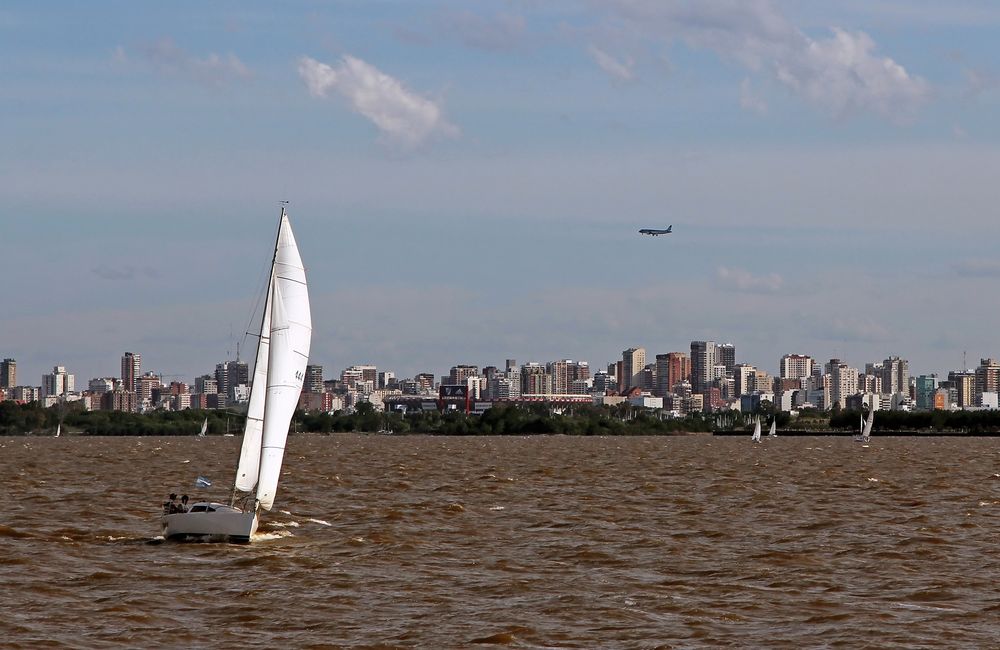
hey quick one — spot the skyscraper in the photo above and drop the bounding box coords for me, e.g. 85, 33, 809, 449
621, 347, 645, 392
780, 354, 814, 380
716, 343, 736, 375
690, 341, 716, 394
1, 358, 15, 389
121, 352, 141, 392
42, 366, 74, 399
305, 365, 324, 393
882, 356, 909, 395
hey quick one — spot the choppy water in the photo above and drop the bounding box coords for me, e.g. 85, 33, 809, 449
2, 434, 1000, 648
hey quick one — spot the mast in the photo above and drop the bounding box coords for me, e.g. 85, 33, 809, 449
231, 204, 288, 506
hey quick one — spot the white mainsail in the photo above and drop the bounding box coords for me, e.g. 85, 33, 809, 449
768, 419, 776, 437
862, 409, 874, 442
199, 418, 208, 437
751, 417, 761, 442
254, 214, 311, 511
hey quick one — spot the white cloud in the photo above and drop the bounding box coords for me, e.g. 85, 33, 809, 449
298, 55, 458, 148
131, 38, 252, 85
739, 77, 767, 114
588, 45, 636, 82
715, 266, 783, 293
604, 0, 930, 121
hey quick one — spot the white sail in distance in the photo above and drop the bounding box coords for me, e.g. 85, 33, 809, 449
255, 213, 311, 511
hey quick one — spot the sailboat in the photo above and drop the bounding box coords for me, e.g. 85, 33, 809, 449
54, 423, 61, 438
160, 206, 311, 543
854, 409, 874, 443
198, 417, 208, 437
861, 409, 874, 443
767, 418, 777, 438
751, 416, 762, 443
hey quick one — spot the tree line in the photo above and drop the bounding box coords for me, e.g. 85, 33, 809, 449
5, 399, 1000, 436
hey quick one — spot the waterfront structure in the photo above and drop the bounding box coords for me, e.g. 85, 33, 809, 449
1, 358, 15, 389
121, 352, 141, 393
621, 348, 645, 392
780, 354, 813, 380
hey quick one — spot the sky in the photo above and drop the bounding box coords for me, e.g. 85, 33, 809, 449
3, 0, 1000, 387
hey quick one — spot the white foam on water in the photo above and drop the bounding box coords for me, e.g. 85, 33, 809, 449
867, 477, 879, 482
181, 460, 190, 464
307, 518, 331, 526
252, 530, 293, 542
489, 505, 505, 511
280, 510, 292, 515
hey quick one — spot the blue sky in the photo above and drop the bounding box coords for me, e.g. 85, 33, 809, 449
3, 1, 1000, 386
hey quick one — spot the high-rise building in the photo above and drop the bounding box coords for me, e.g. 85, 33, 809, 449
136, 372, 160, 404
948, 371, 975, 408
521, 363, 550, 395
780, 354, 814, 380
1, 358, 15, 389
415, 373, 435, 392
734, 364, 756, 396
915, 375, 937, 410
654, 352, 690, 396
690, 341, 716, 394
305, 365, 324, 393
42, 366, 74, 399
121, 352, 141, 392
975, 358, 1000, 405
830, 362, 859, 409
377, 370, 394, 390
716, 343, 736, 374
547, 360, 571, 394
449, 364, 480, 386
621, 347, 645, 392
882, 356, 909, 395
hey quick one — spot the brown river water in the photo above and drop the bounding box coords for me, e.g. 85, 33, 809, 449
2, 434, 999, 649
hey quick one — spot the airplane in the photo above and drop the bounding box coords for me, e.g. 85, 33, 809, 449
639, 225, 672, 236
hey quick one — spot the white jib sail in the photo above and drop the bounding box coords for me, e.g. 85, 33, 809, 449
234, 269, 273, 493
752, 417, 761, 441
255, 214, 311, 511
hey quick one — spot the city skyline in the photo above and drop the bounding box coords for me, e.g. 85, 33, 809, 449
4, 2, 1000, 387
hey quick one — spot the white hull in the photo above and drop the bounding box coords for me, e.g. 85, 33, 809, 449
161, 503, 258, 543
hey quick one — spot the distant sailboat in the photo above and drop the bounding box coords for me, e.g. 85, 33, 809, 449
160, 206, 312, 543
861, 409, 874, 443
767, 419, 777, 438
751, 417, 762, 443
855, 409, 874, 443
54, 423, 61, 438
198, 418, 208, 437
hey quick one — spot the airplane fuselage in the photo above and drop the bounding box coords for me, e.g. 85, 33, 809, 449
639, 226, 672, 236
